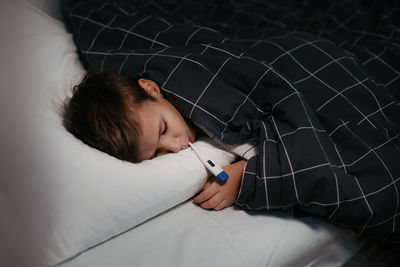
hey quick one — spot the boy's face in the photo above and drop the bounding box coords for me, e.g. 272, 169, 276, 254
133, 79, 196, 162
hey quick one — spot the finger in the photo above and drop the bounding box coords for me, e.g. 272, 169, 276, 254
202, 180, 213, 190
200, 194, 223, 210
214, 199, 228, 211
193, 184, 218, 204
194, 180, 213, 198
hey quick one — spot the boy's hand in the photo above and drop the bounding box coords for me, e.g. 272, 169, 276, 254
193, 159, 247, 211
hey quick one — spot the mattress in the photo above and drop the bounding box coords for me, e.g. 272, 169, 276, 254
59, 200, 360, 267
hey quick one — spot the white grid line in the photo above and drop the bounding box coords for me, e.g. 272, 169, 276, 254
344, 122, 399, 232
82, 50, 209, 71
189, 57, 231, 119
220, 69, 270, 138
266, 39, 377, 128
353, 176, 373, 234
70, 14, 169, 48
299, 38, 393, 124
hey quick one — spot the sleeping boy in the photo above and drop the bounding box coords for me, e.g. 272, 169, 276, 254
63, 0, 400, 245
63, 70, 247, 211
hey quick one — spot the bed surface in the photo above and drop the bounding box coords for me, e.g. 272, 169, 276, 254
59, 200, 360, 267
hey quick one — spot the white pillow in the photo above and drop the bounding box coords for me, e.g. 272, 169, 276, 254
21, 3, 236, 265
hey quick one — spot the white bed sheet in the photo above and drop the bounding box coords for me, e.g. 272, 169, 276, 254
59, 200, 361, 267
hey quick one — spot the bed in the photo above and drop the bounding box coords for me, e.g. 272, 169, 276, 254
6, 0, 400, 266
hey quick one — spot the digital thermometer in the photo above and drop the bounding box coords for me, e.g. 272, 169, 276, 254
188, 141, 229, 183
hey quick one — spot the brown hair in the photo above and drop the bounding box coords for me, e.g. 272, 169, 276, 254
62, 69, 155, 163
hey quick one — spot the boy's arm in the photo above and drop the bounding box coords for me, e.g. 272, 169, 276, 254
192, 159, 247, 211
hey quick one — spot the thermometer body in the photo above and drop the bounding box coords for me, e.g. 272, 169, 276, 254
189, 142, 229, 183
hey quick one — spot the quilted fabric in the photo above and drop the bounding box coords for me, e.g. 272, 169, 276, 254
64, 0, 400, 245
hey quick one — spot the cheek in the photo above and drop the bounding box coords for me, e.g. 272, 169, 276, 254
165, 103, 191, 134
172, 119, 187, 134
179, 115, 191, 132
170, 110, 187, 129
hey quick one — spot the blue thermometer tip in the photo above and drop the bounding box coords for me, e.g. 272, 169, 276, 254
217, 171, 229, 183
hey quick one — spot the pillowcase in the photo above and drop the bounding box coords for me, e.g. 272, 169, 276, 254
22, 2, 236, 265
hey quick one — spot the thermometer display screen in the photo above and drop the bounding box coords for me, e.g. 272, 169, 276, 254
207, 160, 215, 167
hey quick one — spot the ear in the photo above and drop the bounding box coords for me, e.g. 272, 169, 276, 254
138, 78, 162, 98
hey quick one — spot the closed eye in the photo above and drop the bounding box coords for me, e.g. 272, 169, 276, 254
152, 122, 168, 159
161, 121, 167, 135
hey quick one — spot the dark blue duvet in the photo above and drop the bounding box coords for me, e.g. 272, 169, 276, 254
64, 0, 400, 245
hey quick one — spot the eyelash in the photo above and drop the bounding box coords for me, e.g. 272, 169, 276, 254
153, 122, 168, 159
161, 122, 167, 135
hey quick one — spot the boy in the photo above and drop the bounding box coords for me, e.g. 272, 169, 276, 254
63, 69, 247, 211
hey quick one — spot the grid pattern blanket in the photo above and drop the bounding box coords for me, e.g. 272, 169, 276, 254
64, 0, 400, 245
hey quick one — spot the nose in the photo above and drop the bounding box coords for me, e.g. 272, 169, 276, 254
157, 137, 185, 156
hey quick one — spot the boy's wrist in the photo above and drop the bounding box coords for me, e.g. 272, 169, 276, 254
223, 159, 247, 182
233, 159, 247, 173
